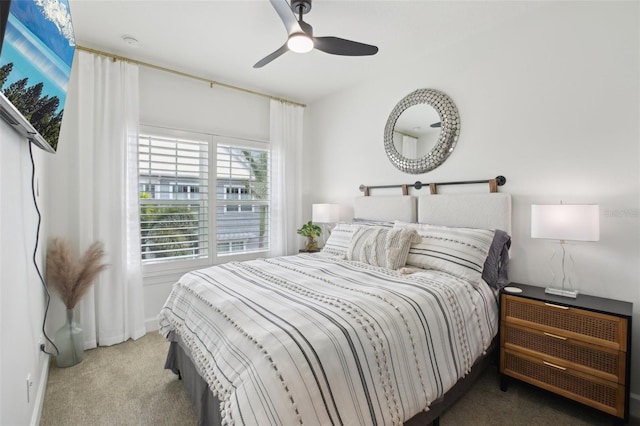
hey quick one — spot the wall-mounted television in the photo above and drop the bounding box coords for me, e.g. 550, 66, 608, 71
0, 0, 75, 153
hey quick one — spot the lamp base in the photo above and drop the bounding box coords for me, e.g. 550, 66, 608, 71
544, 287, 579, 298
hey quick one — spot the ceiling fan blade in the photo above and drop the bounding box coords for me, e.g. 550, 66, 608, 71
314, 36, 378, 56
269, 0, 303, 35
254, 43, 289, 68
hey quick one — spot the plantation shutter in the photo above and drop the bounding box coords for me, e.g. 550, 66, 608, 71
138, 134, 209, 262
216, 143, 270, 255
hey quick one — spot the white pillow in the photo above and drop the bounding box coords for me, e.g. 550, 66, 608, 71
347, 226, 418, 269
394, 221, 495, 287
351, 218, 394, 228
322, 224, 360, 259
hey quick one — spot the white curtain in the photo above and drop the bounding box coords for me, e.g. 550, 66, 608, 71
270, 100, 303, 256
72, 51, 145, 347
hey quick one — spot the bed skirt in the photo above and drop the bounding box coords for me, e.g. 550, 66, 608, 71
165, 331, 498, 426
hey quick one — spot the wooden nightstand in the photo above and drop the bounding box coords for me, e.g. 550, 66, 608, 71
499, 283, 632, 424
298, 248, 320, 253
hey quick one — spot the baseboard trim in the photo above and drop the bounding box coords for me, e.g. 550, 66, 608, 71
630, 392, 640, 419
30, 354, 50, 426
145, 316, 159, 332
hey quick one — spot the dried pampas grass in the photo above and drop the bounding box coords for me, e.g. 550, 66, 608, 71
46, 238, 108, 309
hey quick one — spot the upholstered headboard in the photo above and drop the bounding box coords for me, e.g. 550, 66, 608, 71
353, 195, 416, 222
418, 193, 512, 234
353, 193, 511, 234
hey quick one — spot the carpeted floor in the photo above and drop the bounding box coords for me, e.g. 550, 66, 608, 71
41, 332, 639, 425
41, 332, 197, 426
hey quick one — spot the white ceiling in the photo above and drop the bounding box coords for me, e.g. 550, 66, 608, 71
67, 0, 543, 105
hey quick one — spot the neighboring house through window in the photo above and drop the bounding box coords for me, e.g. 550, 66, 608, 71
223, 185, 253, 212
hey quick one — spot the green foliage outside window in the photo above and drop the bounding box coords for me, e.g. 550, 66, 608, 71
139, 192, 201, 260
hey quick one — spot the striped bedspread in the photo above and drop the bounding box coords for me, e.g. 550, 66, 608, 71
158, 254, 498, 426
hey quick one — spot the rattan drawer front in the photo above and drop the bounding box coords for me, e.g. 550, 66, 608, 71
503, 349, 624, 417
503, 324, 623, 383
503, 296, 626, 350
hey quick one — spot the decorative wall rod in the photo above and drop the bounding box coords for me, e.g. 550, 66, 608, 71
359, 175, 506, 196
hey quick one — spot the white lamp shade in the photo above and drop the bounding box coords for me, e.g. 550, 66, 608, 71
312, 204, 340, 223
531, 204, 600, 242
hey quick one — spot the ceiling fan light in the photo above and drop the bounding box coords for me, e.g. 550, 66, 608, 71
287, 33, 314, 53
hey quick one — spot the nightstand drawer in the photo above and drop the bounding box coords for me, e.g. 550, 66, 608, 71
499, 284, 632, 422
502, 349, 625, 417
502, 323, 624, 383
503, 295, 627, 351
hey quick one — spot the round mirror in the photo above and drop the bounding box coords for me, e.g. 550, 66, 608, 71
392, 104, 441, 159
384, 89, 460, 174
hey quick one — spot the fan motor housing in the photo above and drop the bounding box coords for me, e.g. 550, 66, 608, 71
291, 0, 312, 15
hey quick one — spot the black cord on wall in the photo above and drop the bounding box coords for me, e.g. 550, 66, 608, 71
29, 141, 59, 357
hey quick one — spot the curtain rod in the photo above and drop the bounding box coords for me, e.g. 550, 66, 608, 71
75, 45, 306, 108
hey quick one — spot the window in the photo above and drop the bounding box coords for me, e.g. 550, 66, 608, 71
138, 127, 270, 267
139, 133, 209, 263
216, 144, 269, 255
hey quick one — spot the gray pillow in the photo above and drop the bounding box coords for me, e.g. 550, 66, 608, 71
482, 229, 511, 289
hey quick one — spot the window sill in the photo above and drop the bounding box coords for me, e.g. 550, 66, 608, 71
142, 250, 270, 279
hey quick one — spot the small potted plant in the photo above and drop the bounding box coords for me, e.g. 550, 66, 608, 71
297, 221, 322, 251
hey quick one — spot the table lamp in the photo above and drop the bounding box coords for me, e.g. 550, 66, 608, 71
531, 204, 599, 298
312, 204, 340, 245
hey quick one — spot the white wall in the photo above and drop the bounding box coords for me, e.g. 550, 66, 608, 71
303, 1, 640, 415
138, 67, 270, 142
0, 121, 51, 425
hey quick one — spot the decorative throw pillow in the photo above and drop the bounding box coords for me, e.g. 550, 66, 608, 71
347, 226, 387, 265
322, 224, 359, 259
395, 221, 495, 287
347, 226, 382, 265
482, 229, 512, 289
384, 227, 420, 270
347, 226, 418, 269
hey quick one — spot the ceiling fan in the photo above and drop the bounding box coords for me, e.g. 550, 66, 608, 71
254, 0, 378, 68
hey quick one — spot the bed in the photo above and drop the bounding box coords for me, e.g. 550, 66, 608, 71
159, 191, 512, 426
